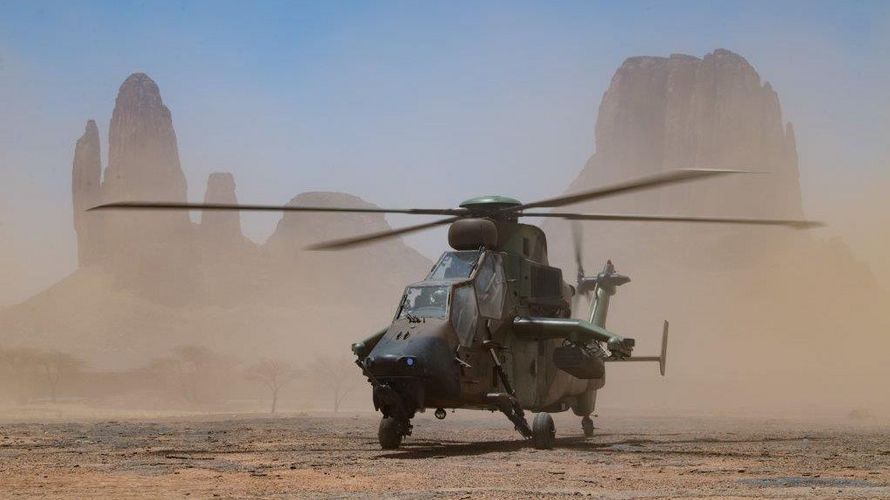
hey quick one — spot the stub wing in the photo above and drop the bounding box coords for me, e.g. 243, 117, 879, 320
512, 317, 635, 358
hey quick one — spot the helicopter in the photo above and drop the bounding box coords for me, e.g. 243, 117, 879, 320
93, 168, 822, 449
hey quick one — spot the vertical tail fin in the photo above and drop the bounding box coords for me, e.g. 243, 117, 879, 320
659, 320, 669, 376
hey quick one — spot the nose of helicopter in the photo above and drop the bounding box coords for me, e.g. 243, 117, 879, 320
363, 321, 461, 406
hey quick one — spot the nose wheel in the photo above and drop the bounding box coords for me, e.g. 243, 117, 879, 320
532, 412, 556, 449
378, 416, 411, 449
581, 415, 595, 437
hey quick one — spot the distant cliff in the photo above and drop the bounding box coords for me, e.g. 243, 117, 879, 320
72, 73, 197, 300
545, 50, 884, 413
547, 49, 811, 272
69, 72, 430, 305
574, 49, 803, 219
1, 72, 431, 367
71, 120, 102, 267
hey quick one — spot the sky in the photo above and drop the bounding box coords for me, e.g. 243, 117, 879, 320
1, 0, 889, 305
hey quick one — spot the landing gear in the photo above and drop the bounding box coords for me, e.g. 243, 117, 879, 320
483, 340, 534, 441
378, 416, 411, 449
581, 415, 594, 437
369, 380, 417, 450
532, 412, 556, 449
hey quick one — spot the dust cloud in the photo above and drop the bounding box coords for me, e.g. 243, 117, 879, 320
0, 60, 887, 426
556, 176, 890, 420
2, 185, 887, 421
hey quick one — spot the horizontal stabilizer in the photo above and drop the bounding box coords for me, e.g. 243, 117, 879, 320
604, 320, 669, 376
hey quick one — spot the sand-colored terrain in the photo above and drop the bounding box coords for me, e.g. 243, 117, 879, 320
1, 411, 887, 498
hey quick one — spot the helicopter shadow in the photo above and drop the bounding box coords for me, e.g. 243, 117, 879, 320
376, 436, 621, 459
374, 433, 813, 459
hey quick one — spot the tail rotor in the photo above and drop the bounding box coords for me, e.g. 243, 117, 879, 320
571, 221, 592, 316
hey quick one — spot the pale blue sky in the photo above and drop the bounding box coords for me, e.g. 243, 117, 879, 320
1, 1, 889, 304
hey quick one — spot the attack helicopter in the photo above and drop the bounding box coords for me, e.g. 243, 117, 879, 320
93, 168, 821, 450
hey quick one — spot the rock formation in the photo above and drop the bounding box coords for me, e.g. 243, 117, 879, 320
102, 73, 187, 204
200, 172, 242, 242
11, 69, 438, 367
267, 192, 393, 250
193, 172, 260, 305
264, 191, 432, 301
71, 120, 102, 266
574, 49, 803, 218
69, 73, 197, 300
552, 49, 808, 271
543, 49, 884, 413
58, 71, 430, 315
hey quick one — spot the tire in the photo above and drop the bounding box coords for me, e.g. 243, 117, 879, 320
378, 417, 404, 450
581, 416, 594, 438
532, 412, 556, 449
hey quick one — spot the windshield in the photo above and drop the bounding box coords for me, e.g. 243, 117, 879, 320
397, 285, 450, 319
427, 251, 481, 281
451, 284, 478, 346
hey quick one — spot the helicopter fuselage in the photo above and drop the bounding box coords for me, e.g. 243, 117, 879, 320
352, 219, 604, 424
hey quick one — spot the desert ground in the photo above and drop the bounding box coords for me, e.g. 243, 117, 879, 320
0, 410, 888, 498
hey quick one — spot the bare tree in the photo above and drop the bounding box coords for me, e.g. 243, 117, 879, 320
0, 348, 40, 403
168, 345, 234, 406
245, 358, 298, 414
172, 345, 210, 404
0, 348, 84, 403
141, 356, 181, 400
309, 356, 356, 412
37, 351, 84, 402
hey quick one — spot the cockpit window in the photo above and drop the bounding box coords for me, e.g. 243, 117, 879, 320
475, 253, 505, 319
427, 251, 481, 281
451, 284, 478, 346
397, 285, 449, 319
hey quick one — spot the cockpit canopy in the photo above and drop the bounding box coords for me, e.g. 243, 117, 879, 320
396, 285, 449, 319
426, 250, 481, 281
395, 250, 507, 346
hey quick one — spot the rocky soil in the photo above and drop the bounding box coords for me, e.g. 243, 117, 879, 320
1, 411, 887, 498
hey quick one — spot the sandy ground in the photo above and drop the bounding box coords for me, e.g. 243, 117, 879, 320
0, 410, 888, 498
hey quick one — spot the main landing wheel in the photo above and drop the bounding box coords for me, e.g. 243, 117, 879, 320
581, 416, 595, 438
532, 412, 556, 449
378, 416, 405, 450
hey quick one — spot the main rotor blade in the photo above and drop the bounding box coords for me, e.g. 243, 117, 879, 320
524, 212, 824, 229
571, 220, 584, 277
515, 169, 747, 211
89, 201, 467, 217
305, 216, 463, 251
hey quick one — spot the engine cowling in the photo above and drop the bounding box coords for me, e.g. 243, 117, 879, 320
448, 218, 499, 250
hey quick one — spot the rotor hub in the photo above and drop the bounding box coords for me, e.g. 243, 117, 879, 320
459, 196, 522, 218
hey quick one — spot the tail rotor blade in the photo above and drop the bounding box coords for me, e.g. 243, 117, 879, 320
571, 220, 585, 280
571, 220, 592, 319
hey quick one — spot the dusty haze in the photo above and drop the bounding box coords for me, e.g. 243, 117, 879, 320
543, 50, 890, 417
0, 49, 888, 421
